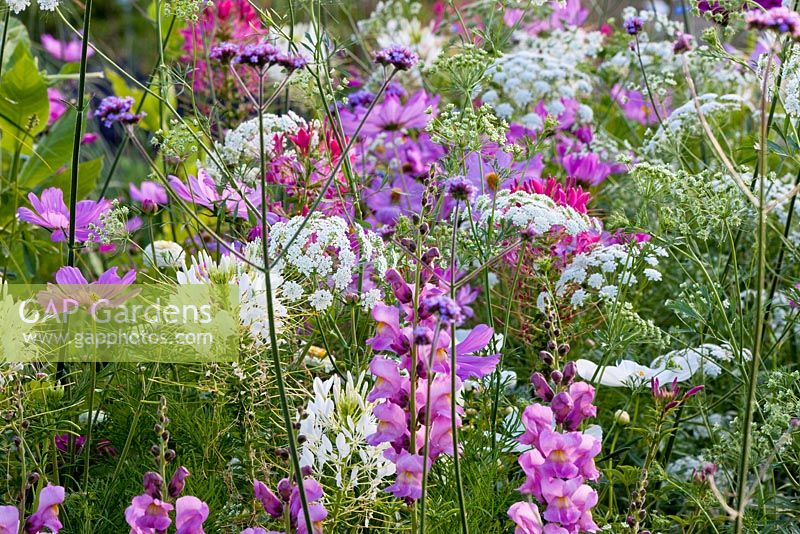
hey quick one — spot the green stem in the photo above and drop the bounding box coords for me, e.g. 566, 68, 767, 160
449, 204, 468, 534
257, 73, 313, 531
67, 0, 93, 267
0, 8, 10, 78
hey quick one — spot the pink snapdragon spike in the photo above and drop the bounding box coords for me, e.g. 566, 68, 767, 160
366, 268, 499, 500
125, 495, 173, 532
0, 506, 19, 534
24, 484, 65, 533
17, 187, 110, 243
41, 34, 94, 62
509, 381, 600, 532
174, 496, 209, 534
248, 476, 326, 534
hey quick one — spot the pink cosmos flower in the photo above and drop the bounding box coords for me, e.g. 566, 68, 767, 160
41, 34, 94, 62
175, 496, 209, 534
342, 91, 437, 139
169, 170, 261, 219
611, 84, 669, 125
37, 266, 137, 313
24, 484, 65, 533
48, 88, 67, 125
385, 451, 424, 500
17, 187, 110, 242
130, 181, 169, 212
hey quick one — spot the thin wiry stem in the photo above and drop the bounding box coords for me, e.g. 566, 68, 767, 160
257, 73, 314, 531
449, 203, 469, 534
67, 0, 94, 267
734, 49, 772, 534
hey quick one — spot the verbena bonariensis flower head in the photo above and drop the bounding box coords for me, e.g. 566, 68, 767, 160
17, 187, 110, 243
94, 96, 145, 128
745, 7, 800, 40
446, 176, 478, 203
209, 41, 241, 64
623, 15, 643, 35
374, 44, 419, 70
235, 42, 282, 69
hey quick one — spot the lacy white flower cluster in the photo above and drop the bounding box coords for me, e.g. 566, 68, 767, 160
176, 249, 289, 346
602, 8, 684, 79
475, 190, 594, 237
782, 44, 800, 120
645, 93, 747, 156
205, 111, 307, 186
7, 0, 58, 13
481, 28, 601, 128
268, 214, 388, 312
552, 242, 666, 308
298, 373, 395, 502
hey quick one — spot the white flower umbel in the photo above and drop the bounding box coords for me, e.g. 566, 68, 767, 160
268, 213, 388, 312
551, 242, 665, 308
298, 373, 395, 502
475, 189, 594, 237
483, 28, 603, 123
7, 0, 60, 13
205, 111, 307, 186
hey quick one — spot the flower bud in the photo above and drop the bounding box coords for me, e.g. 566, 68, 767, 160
143, 471, 164, 499
562, 361, 576, 384
530, 372, 554, 402
168, 466, 190, 498
614, 409, 631, 425
277, 478, 293, 501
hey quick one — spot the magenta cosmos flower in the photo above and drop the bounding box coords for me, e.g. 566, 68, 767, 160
169, 169, 261, 220
37, 266, 138, 314
41, 34, 94, 62
130, 181, 168, 211
17, 187, 110, 243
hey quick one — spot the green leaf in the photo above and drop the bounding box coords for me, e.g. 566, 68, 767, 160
18, 108, 81, 188
44, 156, 103, 199
0, 42, 49, 154
104, 68, 173, 132
1, 17, 31, 73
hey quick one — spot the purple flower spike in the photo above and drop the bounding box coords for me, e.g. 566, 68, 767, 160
235, 42, 282, 69
623, 16, 643, 35
374, 44, 419, 70
209, 42, 241, 64
95, 96, 145, 128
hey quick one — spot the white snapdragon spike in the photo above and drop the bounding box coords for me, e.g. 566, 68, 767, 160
483, 28, 603, 123
645, 94, 748, 155
298, 373, 395, 500
476, 190, 594, 237
143, 240, 186, 269
267, 213, 388, 312
176, 249, 289, 346
576, 343, 750, 388
205, 111, 307, 186
550, 242, 665, 308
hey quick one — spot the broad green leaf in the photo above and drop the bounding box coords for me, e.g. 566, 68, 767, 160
0, 42, 49, 154
44, 156, 103, 199
0, 17, 31, 73
18, 108, 81, 188
104, 68, 174, 132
